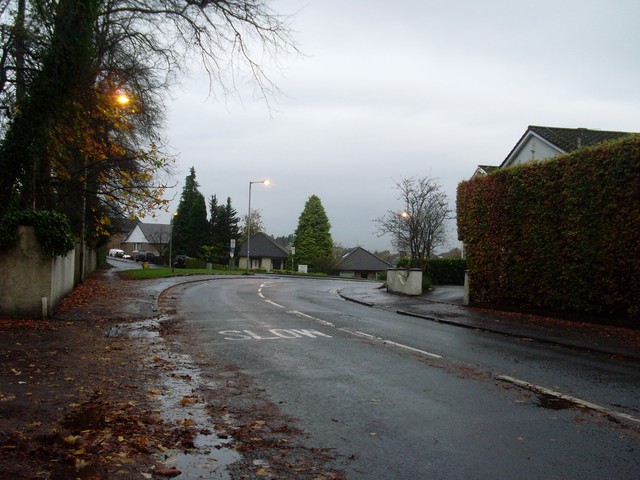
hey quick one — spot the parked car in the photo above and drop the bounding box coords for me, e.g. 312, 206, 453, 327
135, 251, 147, 262
109, 248, 125, 257
173, 255, 187, 268
145, 252, 158, 264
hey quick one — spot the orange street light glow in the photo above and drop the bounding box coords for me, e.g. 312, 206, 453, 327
116, 93, 131, 106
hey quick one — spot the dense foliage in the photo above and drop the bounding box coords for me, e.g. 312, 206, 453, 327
428, 259, 467, 285
457, 136, 640, 320
0, 209, 75, 256
0, 0, 294, 256
292, 195, 334, 273
208, 195, 240, 264
172, 168, 210, 258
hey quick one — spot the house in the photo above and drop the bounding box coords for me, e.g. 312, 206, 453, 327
105, 217, 138, 252
472, 125, 637, 177
334, 246, 393, 280
121, 222, 171, 257
237, 232, 289, 271
471, 165, 499, 178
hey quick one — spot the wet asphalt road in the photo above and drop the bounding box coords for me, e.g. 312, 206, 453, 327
174, 276, 640, 479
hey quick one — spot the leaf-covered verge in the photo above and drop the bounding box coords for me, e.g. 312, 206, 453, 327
0, 271, 193, 478
457, 136, 640, 323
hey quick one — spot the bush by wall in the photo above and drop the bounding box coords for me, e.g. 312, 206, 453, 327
457, 136, 640, 322
428, 258, 467, 285
186, 257, 206, 269
0, 209, 75, 256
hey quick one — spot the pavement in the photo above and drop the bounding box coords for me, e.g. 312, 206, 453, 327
337, 283, 640, 362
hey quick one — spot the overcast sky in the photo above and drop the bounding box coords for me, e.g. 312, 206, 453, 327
152, 0, 640, 253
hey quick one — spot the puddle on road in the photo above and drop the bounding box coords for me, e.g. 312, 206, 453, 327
106, 318, 241, 478
535, 393, 576, 411
105, 319, 162, 338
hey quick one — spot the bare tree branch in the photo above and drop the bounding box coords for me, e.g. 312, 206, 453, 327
375, 176, 451, 269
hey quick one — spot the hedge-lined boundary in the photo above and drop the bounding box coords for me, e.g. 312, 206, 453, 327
457, 136, 640, 321
429, 258, 467, 285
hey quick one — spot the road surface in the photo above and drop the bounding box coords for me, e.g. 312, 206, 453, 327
166, 276, 640, 479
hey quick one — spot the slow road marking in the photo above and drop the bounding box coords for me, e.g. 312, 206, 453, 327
220, 329, 333, 341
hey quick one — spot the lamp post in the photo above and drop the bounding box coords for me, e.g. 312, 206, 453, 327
246, 179, 269, 274
169, 211, 177, 271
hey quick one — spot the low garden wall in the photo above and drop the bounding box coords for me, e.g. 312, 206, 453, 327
387, 268, 423, 296
0, 226, 93, 317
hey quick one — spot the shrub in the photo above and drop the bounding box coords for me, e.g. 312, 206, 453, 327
428, 258, 467, 285
0, 209, 75, 256
186, 257, 206, 269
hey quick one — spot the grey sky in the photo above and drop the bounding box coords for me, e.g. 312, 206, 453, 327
152, 0, 640, 252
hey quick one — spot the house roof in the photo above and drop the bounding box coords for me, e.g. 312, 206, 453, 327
472, 165, 500, 178
123, 222, 171, 244
335, 247, 393, 272
501, 125, 636, 167
238, 232, 289, 259
110, 217, 138, 234
139, 223, 171, 242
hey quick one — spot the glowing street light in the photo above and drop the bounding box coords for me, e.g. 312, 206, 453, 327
115, 92, 131, 106
246, 179, 269, 274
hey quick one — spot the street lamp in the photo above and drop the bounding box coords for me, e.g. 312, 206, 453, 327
246, 179, 269, 274
115, 92, 131, 106
169, 211, 177, 271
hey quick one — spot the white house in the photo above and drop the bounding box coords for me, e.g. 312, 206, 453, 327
472, 125, 637, 178
121, 222, 171, 256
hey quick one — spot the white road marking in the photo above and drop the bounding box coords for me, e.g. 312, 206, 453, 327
338, 328, 443, 359
265, 300, 285, 308
219, 329, 332, 340
288, 310, 335, 327
497, 375, 640, 424
258, 285, 441, 358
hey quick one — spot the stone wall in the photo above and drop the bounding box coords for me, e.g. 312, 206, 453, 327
0, 226, 90, 317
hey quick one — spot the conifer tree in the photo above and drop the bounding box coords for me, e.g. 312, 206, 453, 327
293, 195, 334, 272
209, 195, 240, 263
173, 167, 210, 257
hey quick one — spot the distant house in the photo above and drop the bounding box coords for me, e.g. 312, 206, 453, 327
105, 218, 138, 252
238, 232, 289, 271
334, 246, 392, 280
472, 125, 637, 178
121, 222, 171, 256
471, 165, 500, 178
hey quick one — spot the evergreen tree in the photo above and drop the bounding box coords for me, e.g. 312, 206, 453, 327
293, 195, 334, 272
217, 197, 241, 251
173, 167, 210, 257
209, 195, 240, 263
209, 194, 220, 242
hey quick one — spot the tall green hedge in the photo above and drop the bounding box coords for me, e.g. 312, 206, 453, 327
428, 258, 467, 285
457, 136, 640, 321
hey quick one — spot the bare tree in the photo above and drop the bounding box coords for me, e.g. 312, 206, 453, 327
241, 209, 264, 240
375, 176, 451, 269
0, 0, 297, 236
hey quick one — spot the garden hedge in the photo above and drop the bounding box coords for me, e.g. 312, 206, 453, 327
428, 258, 467, 285
457, 136, 640, 322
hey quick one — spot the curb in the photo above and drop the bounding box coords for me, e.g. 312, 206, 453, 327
338, 291, 640, 363
397, 309, 640, 363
